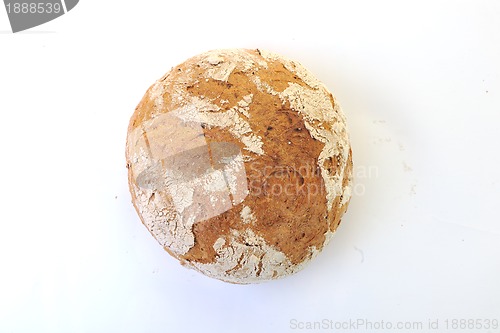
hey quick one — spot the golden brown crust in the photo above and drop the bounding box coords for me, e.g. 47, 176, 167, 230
126, 49, 353, 283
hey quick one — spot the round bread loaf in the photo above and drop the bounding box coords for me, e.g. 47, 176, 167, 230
126, 49, 353, 284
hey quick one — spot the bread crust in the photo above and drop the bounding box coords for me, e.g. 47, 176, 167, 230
126, 49, 353, 283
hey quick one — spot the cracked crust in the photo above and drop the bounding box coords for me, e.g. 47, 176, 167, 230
126, 49, 353, 284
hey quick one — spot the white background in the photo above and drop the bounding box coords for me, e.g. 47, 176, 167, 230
1, 1, 499, 332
